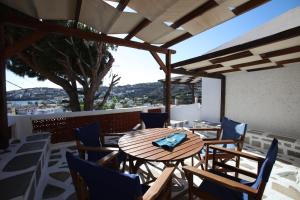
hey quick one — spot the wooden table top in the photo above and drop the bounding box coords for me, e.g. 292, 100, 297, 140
118, 128, 204, 162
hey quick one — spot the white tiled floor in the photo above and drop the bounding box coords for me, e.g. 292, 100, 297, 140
40, 141, 300, 200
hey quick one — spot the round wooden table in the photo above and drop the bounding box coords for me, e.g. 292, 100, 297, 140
118, 128, 204, 172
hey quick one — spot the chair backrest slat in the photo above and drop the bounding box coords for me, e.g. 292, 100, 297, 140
140, 112, 168, 128
252, 138, 278, 199
75, 122, 102, 162
221, 117, 247, 150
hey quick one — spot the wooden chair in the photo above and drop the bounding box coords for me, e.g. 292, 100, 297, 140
134, 112, 168, 130
183, 138, 278, 200
75, 122, 126, 171
66, 151, 175, 200
190, 117, 247, 172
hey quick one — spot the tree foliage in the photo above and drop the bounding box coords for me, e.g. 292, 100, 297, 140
5, 22, 120, 111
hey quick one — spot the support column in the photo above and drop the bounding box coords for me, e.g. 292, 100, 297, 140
165, 50, 171, 125
190, 83, 195, 103
0, 24, 9, 149
220, 76, 226, 119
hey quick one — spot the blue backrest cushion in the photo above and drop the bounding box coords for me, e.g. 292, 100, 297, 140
251, 139, 278, 189
66, 152, 143, 200
75, 122, 102, 161
221, 117, 247, 140
140, 112, 168, 128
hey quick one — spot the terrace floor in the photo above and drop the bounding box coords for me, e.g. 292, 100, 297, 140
1, 135, 299, 200
40, 137, 300, 200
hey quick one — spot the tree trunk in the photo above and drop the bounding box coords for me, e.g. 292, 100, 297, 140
65, 88, 81, 111
83, 91, 94, 111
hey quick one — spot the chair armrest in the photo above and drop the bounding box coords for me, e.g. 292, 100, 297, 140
183, 166, 258, 196
190, 128, 221, 132
210, 145, 265, 162
105, 132, 126, 136
77, 145, 119, 152
204, 139, 239, 145
132, 123, 142, 131
142, 166, 175, 200
191, 128, 221, 140
96, 151, 119, 166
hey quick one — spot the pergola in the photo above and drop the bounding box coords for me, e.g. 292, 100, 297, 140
159, 75, 202, 104
0, 0, 270, 149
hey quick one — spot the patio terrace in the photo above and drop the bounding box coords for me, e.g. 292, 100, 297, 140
1, 106, 300, 200
1, 1, 300, 200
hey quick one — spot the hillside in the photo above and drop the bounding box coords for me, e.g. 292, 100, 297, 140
7, 81, 201, 105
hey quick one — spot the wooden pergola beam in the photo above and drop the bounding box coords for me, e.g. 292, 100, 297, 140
3, 30, 47, 59
165, 50, 171, 124
162, 0, 218, 49
210, 68, 240, 74
231, 59, 270, 69
2, 12, 175, 55
276, 57, 300, 65
210, 50, 253, 64
116, 0, 130, 11
74, 0, 82, 28
171, 0, 218, 29
220, 76, 226, 119
172, 68, 224, 79
161, 32, 192, 48
247, 65, 283, 72
149, 51, 167, 73
260, 45, 300, 58
0, 23, 9, 149
105, 0, 130, 33
232, 0, 270, 16
163, 0, 270, 49
124, 18, 151, 41
171, 26, 300, 68
126, 0, 218, 46
189, 64, 224, 72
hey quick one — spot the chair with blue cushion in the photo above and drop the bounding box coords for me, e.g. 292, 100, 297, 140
75, 122, 125, 171
190, 117, 247, 172
140, 112, 168, 129
183, 138, 278, 200
66, 151, 175, 200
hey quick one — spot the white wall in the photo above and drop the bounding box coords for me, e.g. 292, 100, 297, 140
201, 77, 221, 122
170, 103, 201, 127
225, 64, 300, 139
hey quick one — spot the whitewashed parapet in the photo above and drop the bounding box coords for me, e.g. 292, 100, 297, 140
245, 129, 300, 159
8, 106, 164, 140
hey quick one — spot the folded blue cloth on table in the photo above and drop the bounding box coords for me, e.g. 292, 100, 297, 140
152, 132, 187, 150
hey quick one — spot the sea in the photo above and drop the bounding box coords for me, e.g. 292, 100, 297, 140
8, 100, 51, 106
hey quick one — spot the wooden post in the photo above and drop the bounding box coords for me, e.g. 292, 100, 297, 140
220, 76, 226, 119
165, 50, 171, 125
0, 24, 9, 149
190, 83, 195, 103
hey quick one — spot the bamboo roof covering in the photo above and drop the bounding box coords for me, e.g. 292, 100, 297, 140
0, 0, 269, 47
172, 6, 300, 75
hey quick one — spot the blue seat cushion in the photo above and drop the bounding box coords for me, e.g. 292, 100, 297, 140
198, 170, 254, 200
221, 117, 247, 140
252, 139, 278, 188
66, 152, 143, 200
198, 139, 278, 200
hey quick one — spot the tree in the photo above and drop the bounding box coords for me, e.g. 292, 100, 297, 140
5, 22, 120, 111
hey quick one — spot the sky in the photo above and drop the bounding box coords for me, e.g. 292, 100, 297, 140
5, 0, 300, 91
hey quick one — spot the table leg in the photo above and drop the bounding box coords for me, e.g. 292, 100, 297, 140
132, 159, 144, 174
